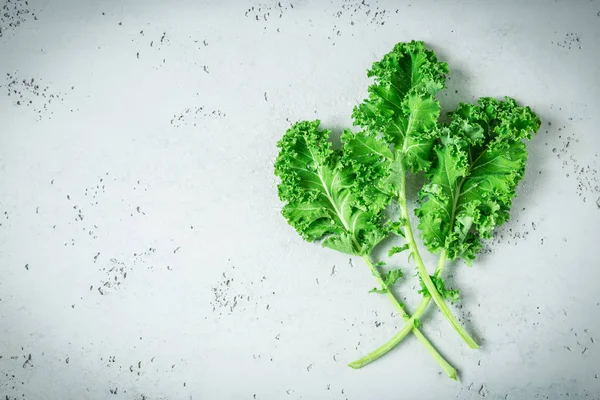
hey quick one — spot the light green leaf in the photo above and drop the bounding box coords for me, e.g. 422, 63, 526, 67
275, 120, 387, 256
416, 97, 541, 262
351, 40, 448, 174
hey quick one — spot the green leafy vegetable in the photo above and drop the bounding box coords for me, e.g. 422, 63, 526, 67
351, 96, 540, 370
275, 119, 458, 379
274, 40, 541, 379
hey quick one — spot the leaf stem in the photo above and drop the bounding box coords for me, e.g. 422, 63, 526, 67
357, 255, 457, 379
349, 250, 472, 368
397, 173, 479, 349
348, 290, 429, 369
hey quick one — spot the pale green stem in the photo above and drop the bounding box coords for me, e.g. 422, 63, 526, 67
351, 250, 472, 368
359, 255, 457, 379
348, 291, 430, 369
397, 174, 479, 349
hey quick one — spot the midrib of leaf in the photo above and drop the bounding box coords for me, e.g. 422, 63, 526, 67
446, 146, 489, 234
401, 54, 422, 153
448, 175, 467, 235
401, 110, 415, 153
307, 145, 352, 233
410, 51, 419, 92
383, 52, 418, 152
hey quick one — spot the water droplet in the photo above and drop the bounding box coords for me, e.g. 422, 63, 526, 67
368, 152, 375, 157
378, 156, 385, 162
329, 219, 335, 225
306, 162, 317, 171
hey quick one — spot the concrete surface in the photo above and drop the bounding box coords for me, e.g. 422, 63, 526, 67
1, 0, 600, 399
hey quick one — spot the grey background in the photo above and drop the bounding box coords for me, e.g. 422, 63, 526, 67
1, 0, 599, 399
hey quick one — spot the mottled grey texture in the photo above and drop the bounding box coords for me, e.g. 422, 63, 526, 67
1, 0, 599, 399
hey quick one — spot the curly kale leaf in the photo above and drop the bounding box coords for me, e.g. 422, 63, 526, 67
274, 120, 387, 256
350, 40, 449, 175
415, 97, 541, 263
